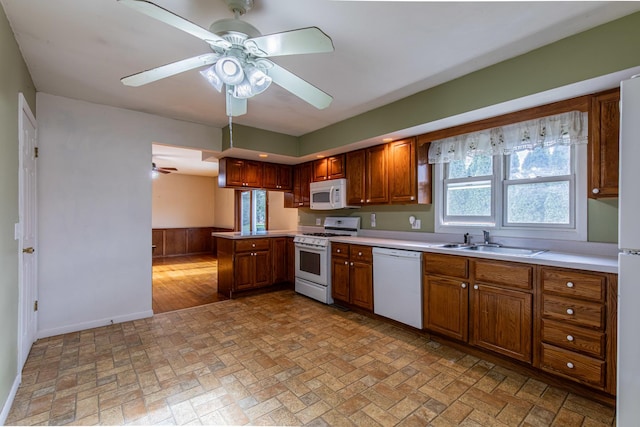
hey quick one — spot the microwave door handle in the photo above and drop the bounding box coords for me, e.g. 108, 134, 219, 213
331, 185, 338, 208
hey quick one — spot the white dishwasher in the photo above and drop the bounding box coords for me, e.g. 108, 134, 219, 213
372, 247, 423, 329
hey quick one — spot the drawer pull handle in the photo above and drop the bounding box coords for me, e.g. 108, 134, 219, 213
337, 249, 341, 253
252, 243, 256, 247
567, 335, 574, 342
566, 281, 574, 288
566, 362, 575, 369
566, 308, 574, 315
461, 283, 467, 289
358, 252, 362, 256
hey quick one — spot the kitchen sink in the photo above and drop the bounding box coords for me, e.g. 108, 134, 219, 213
462, 245, 546, 257
437, 243, 471, 248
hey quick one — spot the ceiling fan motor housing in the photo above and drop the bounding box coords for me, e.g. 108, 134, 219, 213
224, 0, 254, 16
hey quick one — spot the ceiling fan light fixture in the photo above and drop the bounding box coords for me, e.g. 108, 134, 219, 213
246, 66, 272, 95
199, 65, 223, 92
215, 56, 244, 85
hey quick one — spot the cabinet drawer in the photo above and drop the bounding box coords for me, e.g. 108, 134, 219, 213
350, 245, 372, 263
542, 295, 604, 330
541, 319, 605, 359
474, 260, 533, 290
540, 343, 605, 388
424, 253, 468, 279
541, 268, 605, 302
332, 242, 349, 258
235, 239, 270, 252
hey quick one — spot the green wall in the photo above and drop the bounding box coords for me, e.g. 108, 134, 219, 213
0, 3, 36, 416
277, 13, 640, 244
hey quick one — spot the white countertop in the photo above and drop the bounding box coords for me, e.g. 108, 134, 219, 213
213, 230, 618, 274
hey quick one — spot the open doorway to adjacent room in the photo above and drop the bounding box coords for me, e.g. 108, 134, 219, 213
151, 143, 232, 313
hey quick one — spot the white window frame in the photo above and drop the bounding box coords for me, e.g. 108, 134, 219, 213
434, 144, 587, 241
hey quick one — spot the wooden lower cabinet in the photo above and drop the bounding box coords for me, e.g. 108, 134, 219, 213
470, 283, 532, 363
331, 243, 373, 311
217, 236, 295, 298
422, 254, 616, 398
153, 227, 220, 257
423, 253, 469, 342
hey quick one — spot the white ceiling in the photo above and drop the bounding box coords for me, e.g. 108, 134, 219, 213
4, 0, 640, 176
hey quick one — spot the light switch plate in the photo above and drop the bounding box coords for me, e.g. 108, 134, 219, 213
316, 218, 322, 225
371, 213, 376, 228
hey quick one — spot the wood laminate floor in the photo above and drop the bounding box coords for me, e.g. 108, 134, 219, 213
7, 290, 615, 426
152, 254, 227, 314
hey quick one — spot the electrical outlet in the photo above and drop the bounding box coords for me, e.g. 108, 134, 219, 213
371, 213, 376, 228
316, 218, 322, 226
412, 219, 421, 229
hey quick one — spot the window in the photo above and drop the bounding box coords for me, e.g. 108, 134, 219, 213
431, 110, 587, 240
236, 189, 268, 233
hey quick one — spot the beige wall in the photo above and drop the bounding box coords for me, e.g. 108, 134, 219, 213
269, 192, 298, 231
213, 180, 235, 229
0, 3, 36, 419
152, 174, 216, 228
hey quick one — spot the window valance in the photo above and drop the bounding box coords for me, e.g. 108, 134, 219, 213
428, 110, 588, 164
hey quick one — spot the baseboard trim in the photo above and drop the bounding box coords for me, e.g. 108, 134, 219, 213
0, 372, 21, 425
37, 310, 154, 339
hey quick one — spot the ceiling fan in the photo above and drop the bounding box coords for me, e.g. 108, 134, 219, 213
152, 162, 177, 175
118, 0, 334, 117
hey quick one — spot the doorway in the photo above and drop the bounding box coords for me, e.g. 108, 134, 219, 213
151, 143, 229, 313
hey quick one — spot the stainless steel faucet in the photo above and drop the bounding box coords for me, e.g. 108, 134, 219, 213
464, 233, 472, 245
483, 230, 490, 244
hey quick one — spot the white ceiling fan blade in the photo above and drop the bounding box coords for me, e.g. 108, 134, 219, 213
244, 27, 334, 57
266, 61, 333, 110
121, 53, 219, 86
226, 91, 247, 117
117, 0, 231, 49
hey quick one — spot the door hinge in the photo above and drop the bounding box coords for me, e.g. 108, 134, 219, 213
34, 147, 39, 158
34, 300, 38, 311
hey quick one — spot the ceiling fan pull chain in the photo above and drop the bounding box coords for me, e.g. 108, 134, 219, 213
229, 111, 234, 149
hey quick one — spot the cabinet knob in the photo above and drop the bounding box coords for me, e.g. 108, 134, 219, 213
473, 285, 479, 290
566, 281, 574, 288
358, 251, 362, 256
366, 199, 370, 203
461, 283, 467, 289
336, 249, 341, 253
410, 196, 415, 200
350, 262, 354, 266
252, 243, 256, 247
592, 188, 600, 194
344, 261, 348, 265
360, 199, 364, 203
567, 335, 574, 342
566, 362, 575, 369
566, 308, 574, 315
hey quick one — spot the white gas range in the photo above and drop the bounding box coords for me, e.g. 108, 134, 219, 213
293, 217, 361, 304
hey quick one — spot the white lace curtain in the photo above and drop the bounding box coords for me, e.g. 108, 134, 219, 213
428, 110, 588, 164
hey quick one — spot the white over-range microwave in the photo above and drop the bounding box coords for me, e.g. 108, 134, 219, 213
309, 178, 358, 210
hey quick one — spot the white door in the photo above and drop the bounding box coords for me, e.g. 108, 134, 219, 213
18, 93, 38, 370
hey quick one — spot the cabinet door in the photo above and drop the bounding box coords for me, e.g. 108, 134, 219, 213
350, 261, 373, 311
164, 229, 187, 256
244, 161, 263, 188
254, 250, 271, 287
219, 158, 245, 187
327, 155, 345, 180
332, 257, 350, 302
271, 238, 288, 283
366, 144, 388, 204
388, 138, 417, 203
293, 162, 312, 207
277, 165, 293, 191
588, 89, 619, 198
312, 158, 328, 181
346, 150, 366, 205
262, 163, 279, 189
234, 252, 254, 290
471, 284, 532, 363
424, 275, 469, 341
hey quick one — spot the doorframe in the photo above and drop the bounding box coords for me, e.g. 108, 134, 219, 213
17, 92, 38, 372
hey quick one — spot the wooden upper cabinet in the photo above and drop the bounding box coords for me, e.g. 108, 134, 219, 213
346, 149, 366, 205
388, 138, 417, 203
366, 144, 388, 204
417, 142, 432, 204
263, 163, 292, 191
218, 158, 263, 188
292, 162, 312, 207
313, 155, 345, 181
588, 88, 620, 198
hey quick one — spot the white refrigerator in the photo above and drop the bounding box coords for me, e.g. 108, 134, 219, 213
617, 75, 640, 425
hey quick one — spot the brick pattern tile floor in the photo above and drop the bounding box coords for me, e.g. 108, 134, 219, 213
7, 290, 615, 426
